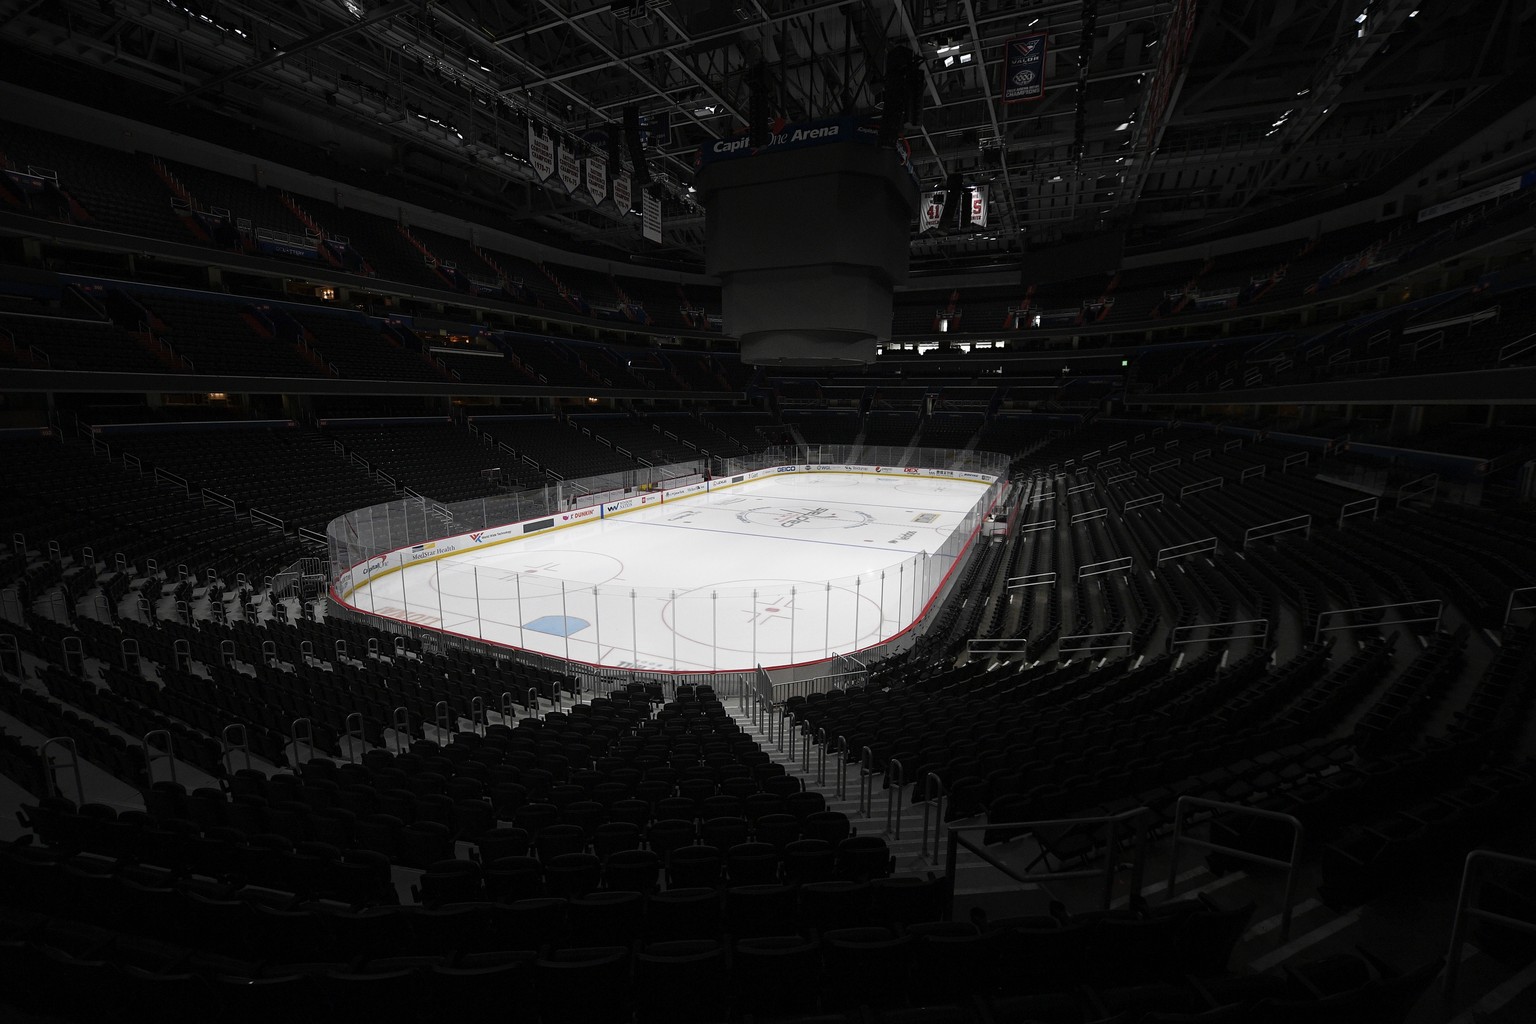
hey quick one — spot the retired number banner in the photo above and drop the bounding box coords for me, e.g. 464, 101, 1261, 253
641, 189, 662, 243
558, 144, 582, 194
585, 155, 607, 205
613, 171, 632, 214
919, 191, 946, 232
529, 130, 555, 180
1002, 33, 1047, 103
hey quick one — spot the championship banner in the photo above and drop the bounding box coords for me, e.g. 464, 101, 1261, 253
529, 130, 555, 180
969, 186, 988, 229
558, 144, 582, 194
585, 156, 608, 205
919, 191, 947, 232
641, 190, 662, 242
1002, 33, 1047, 103
613, 171, 632, 213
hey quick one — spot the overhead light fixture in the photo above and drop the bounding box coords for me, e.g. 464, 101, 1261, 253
1115, 122, 1130, 131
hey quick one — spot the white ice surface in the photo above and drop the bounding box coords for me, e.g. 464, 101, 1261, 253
344, 473, 992, 672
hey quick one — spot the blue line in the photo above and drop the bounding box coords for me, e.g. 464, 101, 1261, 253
613, 516, 936, 555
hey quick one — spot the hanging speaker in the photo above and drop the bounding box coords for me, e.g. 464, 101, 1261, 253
879, 48, 911, 148
606, 124, 623, 168
749, 60, 770, 148
624, 105, 650, 185
947, 173, 966, 228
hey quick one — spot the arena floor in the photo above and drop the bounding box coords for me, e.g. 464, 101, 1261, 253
340, 472, 995, 672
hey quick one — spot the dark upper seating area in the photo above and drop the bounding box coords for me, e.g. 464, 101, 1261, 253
105, 427, 395, 533
572, 415, 699, 467
288, 310, 448, 384
132, 292, 323, 380
705, 411, 787, 452
2, 433, 302, 584
323, 422, 518, 503
0, 121, 192, 245
0, 311, 165, 374
162, 160, 306, 239
477, 415, 639, 480
642, 412, 751, 459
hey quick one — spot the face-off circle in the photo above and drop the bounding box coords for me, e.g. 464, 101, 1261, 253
735, 504, 876, 530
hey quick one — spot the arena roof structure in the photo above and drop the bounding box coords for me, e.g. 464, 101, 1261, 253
3, 0, 1531, 276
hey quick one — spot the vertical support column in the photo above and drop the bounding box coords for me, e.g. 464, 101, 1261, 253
879, 571, 887, 642
853, 577, 862, 652
513, 572, 525, 646
473, 566, 483, 639
824, 582, 832, 660
435, 560, 445, 628
561, 581, 571, 665
789, 586, 796, 666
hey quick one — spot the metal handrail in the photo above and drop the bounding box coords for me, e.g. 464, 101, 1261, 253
1313, 598, 1442, 643
1168, 618, 1271, 651
1167, 796, 1304, 943
943, 806, 1154, 915
391, 706, 411, 754
815, 728, 828, 786
858, 745, 874, 817
885, 757, 905, 840
1058, 630, 1134, 655
344, 712, 366, 763
1445, 849, 1536, 996
0, 633, 21, 677
920, 772, 945, 864
1503, 585, 1536, 630
221, 724, 251, 774
290, 718, 315, 769
143, 729, 177, 787
41, 736, 85, 805
835, 734, 849, 800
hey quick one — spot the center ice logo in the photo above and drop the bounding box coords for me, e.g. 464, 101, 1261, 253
735, 505, 875, 530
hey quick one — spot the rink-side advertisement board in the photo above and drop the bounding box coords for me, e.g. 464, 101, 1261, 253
336, 465, 997, 601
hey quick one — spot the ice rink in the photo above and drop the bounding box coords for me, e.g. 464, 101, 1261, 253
340, 472, 994, 672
